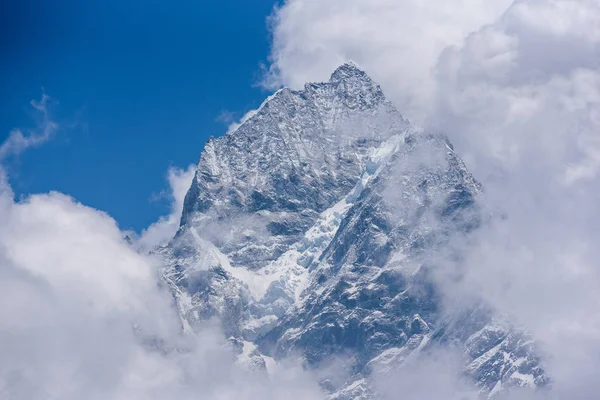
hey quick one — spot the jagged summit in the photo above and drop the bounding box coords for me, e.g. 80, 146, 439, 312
162, 64, 546, 399
220, 62, 392, 145
329, 61, 371, 82
304, 61, 388, 112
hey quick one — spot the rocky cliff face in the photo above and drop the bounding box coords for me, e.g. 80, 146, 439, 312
158, 62, 548, 398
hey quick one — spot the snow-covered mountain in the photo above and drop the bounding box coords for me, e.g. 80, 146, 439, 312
158, 62, 548, 398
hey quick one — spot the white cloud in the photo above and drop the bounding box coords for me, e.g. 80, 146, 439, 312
428, 1, 600, 397
0, 93, 58, 160
374, 349, 479, 400
264, 0, 513, 124
137, 164, 196, 251
0, 185, 176, 399
0, 174, 324, 400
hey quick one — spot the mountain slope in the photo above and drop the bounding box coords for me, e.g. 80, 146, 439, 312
158, 63, 547, 398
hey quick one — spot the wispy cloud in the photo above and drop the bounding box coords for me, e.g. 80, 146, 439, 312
216, 108, 259, 135
136, 164, 196, 251
0, 93, 59, 161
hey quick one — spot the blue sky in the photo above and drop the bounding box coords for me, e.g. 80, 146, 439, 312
1, 0, 277, 232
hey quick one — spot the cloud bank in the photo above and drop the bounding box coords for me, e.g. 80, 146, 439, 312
430, 1, 600, 397
0, 177, 324, 399
264, 0, 513, 123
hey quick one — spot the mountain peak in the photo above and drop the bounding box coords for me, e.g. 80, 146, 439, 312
165, 58, 546, 398
329, 61, 371, 83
